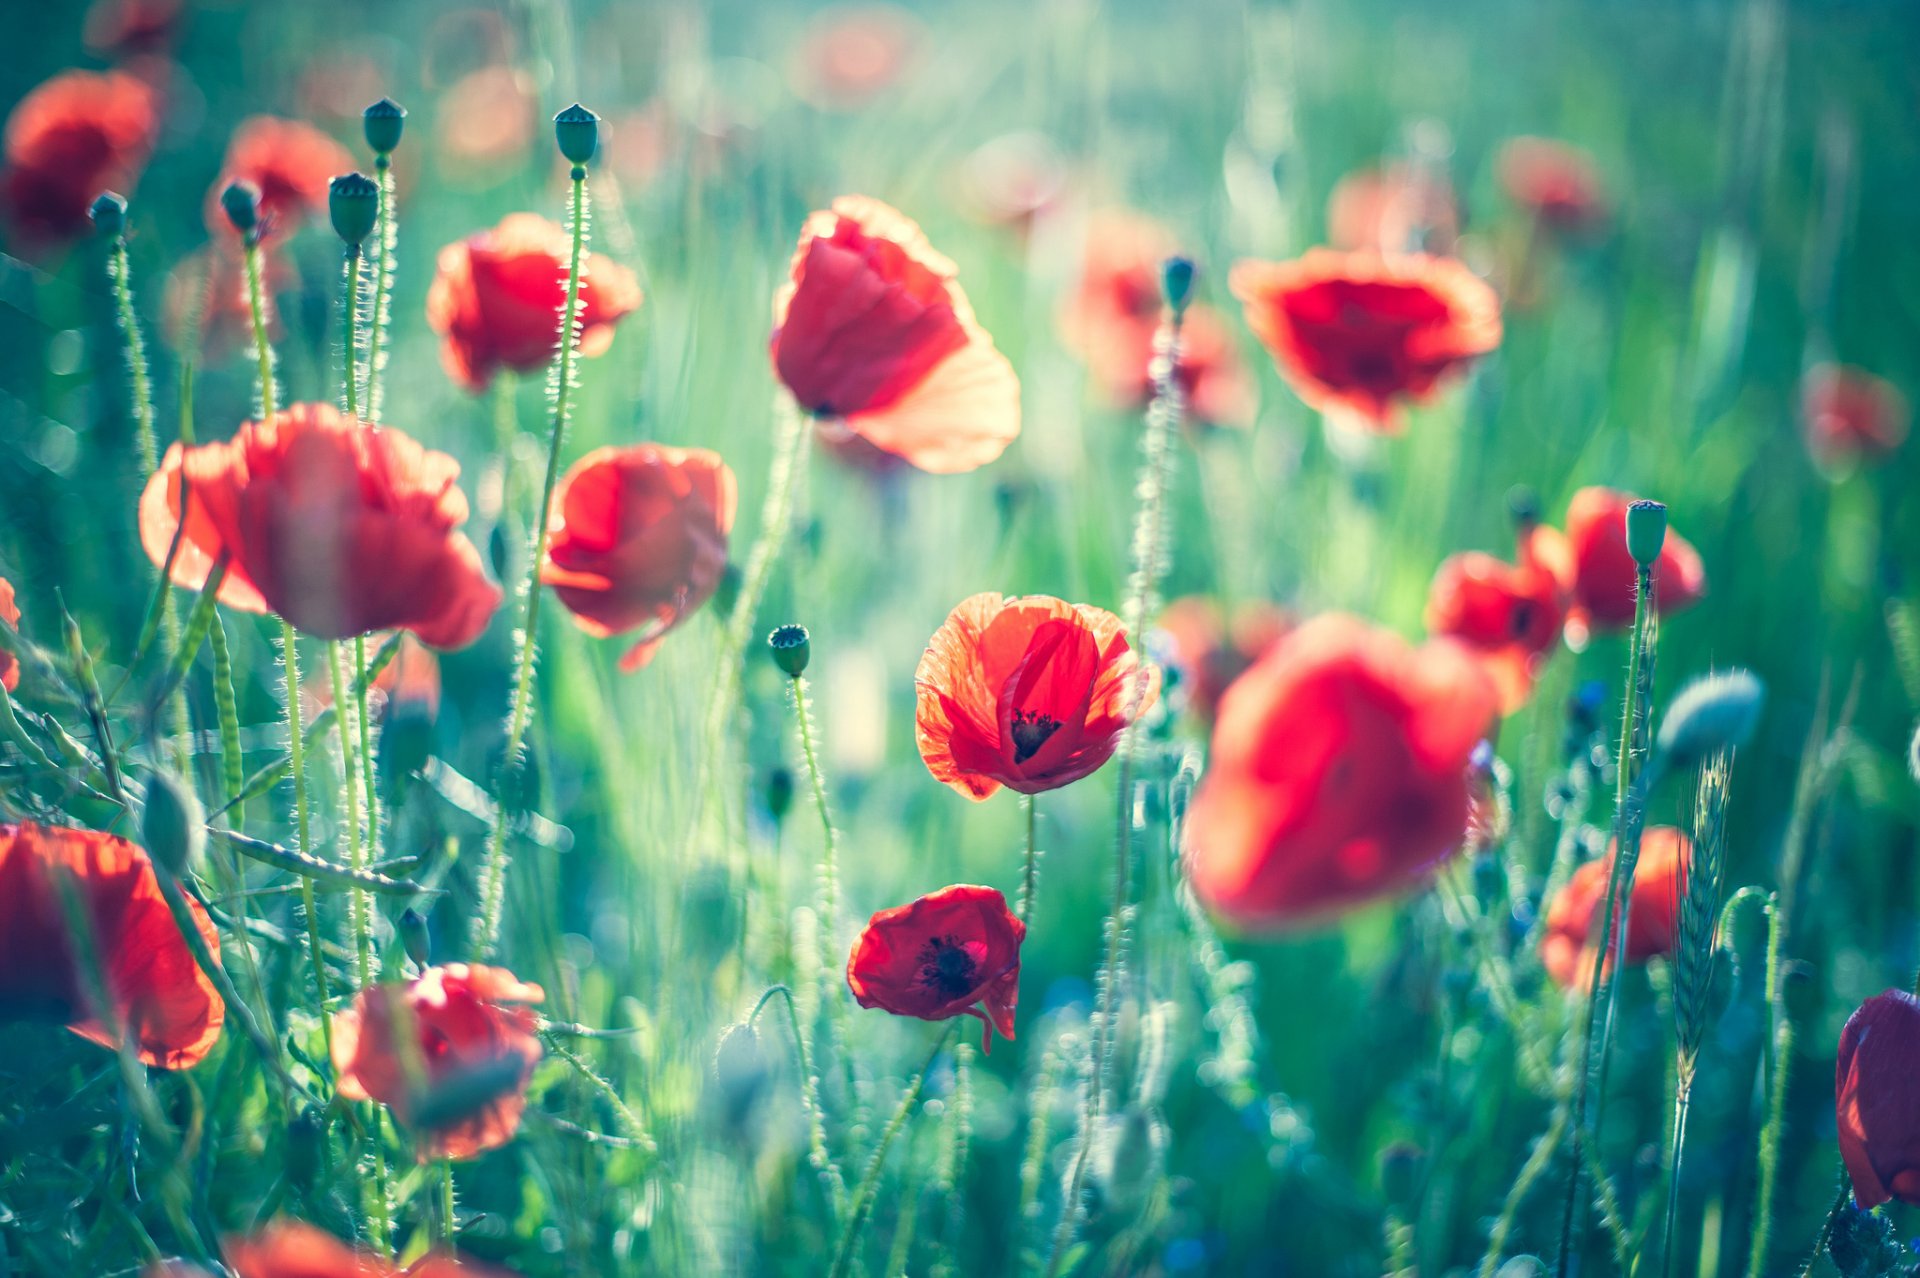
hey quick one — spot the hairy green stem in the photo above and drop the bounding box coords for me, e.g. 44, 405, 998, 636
361, 160, 397, 417
281, 621, 332, 1069
828, 1022, 956, 1278
1746, 897, 1790, 1278
1019, 794, 1040, 925
326, 642, 373, 989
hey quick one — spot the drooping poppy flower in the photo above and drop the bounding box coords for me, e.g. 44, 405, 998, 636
84, 0, 182, 59
161, 242, 299, 362
771, 196, 1021, 474
541, 445, 738, 671
138, 403, 503, 648
1538, 826, 1689, 988
1, 70, 157, 247
847, 884, 1025, 1051
915, 592, 1159, 800
1837, 990, 1920, 1209
1497, 137, 1607, 235
1183, 615, 1498, 927
790, 4, 926, 111
204, 116, 355, 239
1424, 524, 1573, 714
0, 822, 223, 1069
1326, 164, 1459, 256
426, 213, 644, 393
1229, 249, 1501, 431
1562, 487, 1707, 632
0, 576, 20, 693
1802, 363, 1908, 470
332, 963, 545, 1161
1151, 596, 1290, 723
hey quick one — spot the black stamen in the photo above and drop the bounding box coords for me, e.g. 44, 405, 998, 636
1009, 708, 1061, 764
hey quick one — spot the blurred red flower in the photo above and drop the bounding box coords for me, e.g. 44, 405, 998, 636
0, 822, 223, 1069
1538, 826, 1688, 988
1563, 486, 1706, 632
1497, 137, 1608, 234
1, 70, 157, 247
161, 242, 298, 362
158, 1220, 523, 1277
790, 4, 926, 111
1838, 989, 1920, 1209
847, 884, 1024, 1051
204, 116, 355, 239
138, 404, 503, 648
305, 632, 441, 721
84, 0, 182, 59
915, 592, 1158, 800
0, 576, 20, 693
955, 131, 1068, 232
1802, 363, 1908, 470
427, 213, 643, 392
772, 196, 1020, 473
1183, 615, 1497, 927
1424, 524, 1573, 714
542, 445, 737, 672
332, 963, 545, 1161
1326, 164, 1459, 256
1152, 595, 1290, 723
1229, 249, 1501, 431
436, 65, 537, 171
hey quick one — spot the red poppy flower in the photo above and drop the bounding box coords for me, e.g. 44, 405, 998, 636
1326, 164, 1459, 256
0, 576, 20, 693
541, 445, 738, 671
790, 4, 926, 111
332, 963, 545, 1161
1183, 615, 1497, 927
1802, 363, 1908, 469
1838, 990, 1920, 1209
436, 66, 538, 171
138, 403, 503, 648
85, 0, 182, 59
204, 116, 355, 239
1497, 137, 1607, 234
2, 70, 157, 247
1152, 596, 1290, 723
771, 196, 1020, 474
0, 822, 223, 1069
1538, 826, 1689, 988
162, 242, 299, 362
1563, 486, 1706, 632
175, 1221, 523, 1278
915, 592, 1159, 800
847, 884, 1025, 1052
1229, 249, 1501, 431
1424, 525, 1573, 714
426, 213, 644, 393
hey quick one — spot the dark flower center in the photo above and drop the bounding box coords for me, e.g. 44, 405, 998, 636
1009, 708, 1061, 764
915, 935, 980, 999
1509, 599, 1537, 640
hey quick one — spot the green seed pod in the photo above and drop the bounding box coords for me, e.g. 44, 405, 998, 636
220, 180, 261, 236
142, 769, 205, 877
1160, 255, 1196, 316
398, 906, 431, 969
363, 97, 406, 155
328, 173, 379, 248
767, 624, 810, 678
553, 103, 600, 165
1506, 484, 1540, 529
1624, 499, 1668, 569
90, 191, 127, 238
1655, 669, 1764, 767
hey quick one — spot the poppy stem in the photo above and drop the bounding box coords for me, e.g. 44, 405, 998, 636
1745, 895, 1791, 1278
472, 163, 592, 958
360, 158, 398, 419
281, 620, 334, 1071
789, 672, 860, 1138
1478, 1106, 1568, 1277
210, 616, 245, 822
1791, 1171, 1851, 1278
1018, 794, 1040, 925
326, 641, 373, 992
341, 250, 362, 419
827, 1020, 957, 1278
242, 236, 278, 420
354, 635, 381, 869
439, 1159, 456, 1246
753, 983, 846, 1212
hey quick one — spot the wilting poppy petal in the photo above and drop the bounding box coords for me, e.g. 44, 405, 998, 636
1183, 615, 1498, 927
1837, 990, 1920, 1210
1563, 487, 1706, 632
333, 963, 545, 1161
426, 213, 643, 393
1538, 827, 1689, 988
847, 884, 1025, 1051
1802, 363, 1908, 470
204, 116, 354, 240
915, 592, 1158, 800
0, 822, 223, 1068
541, 444, 737, 671
2, 69, 157, 248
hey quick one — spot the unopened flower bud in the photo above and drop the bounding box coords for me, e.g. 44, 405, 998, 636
1160, 255, 1196, 316
328, 173, 379, 248
765, 766, 795, 822
1780, 959, 1818, 1024
711, 562, 742, 619
1507, 485, 1540, 529
1624, 499, 1667, 569
1379, 1141, 1425, 1207
398, 907, 431, 969
1655, 669, 1764, 767
286, 1106, 325, 1190
553, 103, 599, 166
220, 180, 261, 237
142, 769, 204, 877
90, 191, 126, 238
768, 624, 810, 678
363, 97, 406, 155
1495, 1258, 1550, 1278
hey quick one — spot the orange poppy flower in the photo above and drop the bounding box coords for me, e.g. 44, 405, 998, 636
332, 963, 545, 1161
138, 403, 502, 648
1, 70, 157, 247
915, 592, 1159, 800
1326, 164, 1459, 256
1538, 826, 1688, 988
1563, 486, 1706, 632
1151, 596, 1290, 723
1838, 990, 1920, 1210
204, 116, 354, 239
426, 213, 643, 393
0, 576, 20, 693
847, 884, 1024, 1052
1424, 524, 1573, 714
1802, 363, 1908, 470
541, 445, 737, 671
0, 822, 223, 1069
1183, 615, 1497, 927
771, 196, 1020, 474
1497, 137, 1607, 234
1229, 249, 1501, 431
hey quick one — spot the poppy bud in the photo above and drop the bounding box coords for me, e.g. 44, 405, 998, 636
765, 765, 795, 822
768, 624, 810, 678
1779, 959, 1817, 1024
710, 562, 743, 621
1471, 853, 1504, 904
363, 97, 406, 156
1624, 499, 1667, 570
1494, 1258, 1549, 1278
220, 179, 261, 237
328, 173, 379, 248
1655, 669, 1764, 768
1506, 484, 1540, 529
380, 696, 435, 786
553, 103, 599, 167
1160, 255, 1196, 317
90, 191, 127, 238
141, 769, 204, 877
286, 1106, 325, 1191
710, 1021, 769, 1129
1724, 888, 1770, 972
1378, 1141, 1424, 1206
398, 907, 431, 969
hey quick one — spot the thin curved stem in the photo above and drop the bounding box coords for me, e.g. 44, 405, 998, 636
1019, 794, 1040, 925
828, 1022, 957, 1278
753, 983, 845, 1212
